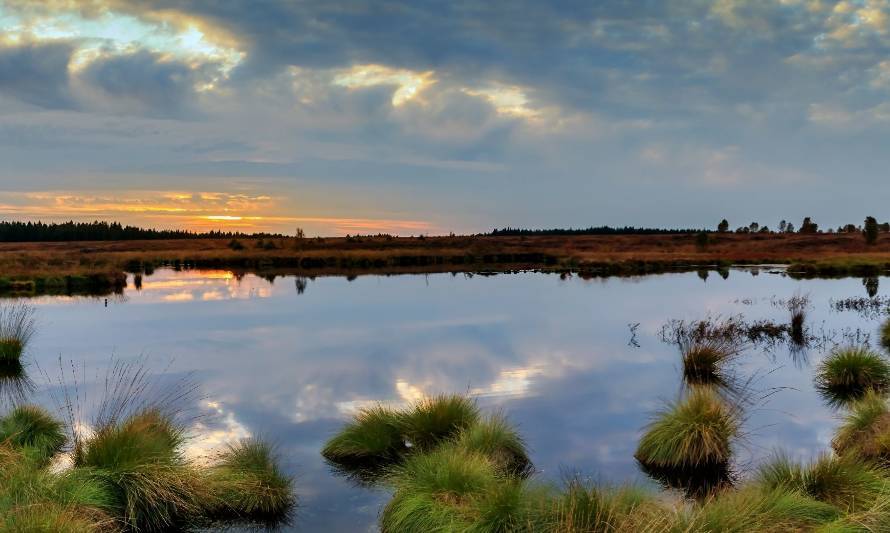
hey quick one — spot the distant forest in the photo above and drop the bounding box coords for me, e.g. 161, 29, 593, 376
488, 226, 705, 236
0, 221, 284, 242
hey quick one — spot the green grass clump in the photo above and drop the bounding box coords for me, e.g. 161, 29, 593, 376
881, 318, 890, 354
681, 339, 740, 388
546, 480, 656, 532
323, 395, 480, 481
399, 394, 480, 450
73, 408, 205, 531
814, 347, 890, 407
380, 445, 501, 532
676, 486, 839, 532
322, 404, 406, 471
0, 444, 116, 532
832, 391, 890, 462
454, 414, 532, 477
757, 453, 888, 512
0, 404, 66, 463
205, 438, 295, 526
635, 387, 738, 496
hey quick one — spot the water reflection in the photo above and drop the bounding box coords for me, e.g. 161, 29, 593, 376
0, 360, 33, 407
17, 269, 890, 530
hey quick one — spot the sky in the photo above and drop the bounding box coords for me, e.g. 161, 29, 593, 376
0, 0, 889, 236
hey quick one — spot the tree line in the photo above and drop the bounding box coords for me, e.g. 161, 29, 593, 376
0, 220, 284, 242
488, 226, 705, 236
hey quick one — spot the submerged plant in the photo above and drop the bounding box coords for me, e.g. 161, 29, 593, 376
814, 346, 890, 407
635, 387, 739, 497
0, 404, 66, 463
205, 438, 296, 527
0, 302, 36, 361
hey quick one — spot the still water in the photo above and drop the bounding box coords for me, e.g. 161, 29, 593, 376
8, 268, 887, 530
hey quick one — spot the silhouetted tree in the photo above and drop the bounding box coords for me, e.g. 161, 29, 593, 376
717, 219, 729, 233
864, 216, 879, 245
799, 217, 818, 234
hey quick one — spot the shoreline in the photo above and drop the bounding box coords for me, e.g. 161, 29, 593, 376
3, 233, 890, 296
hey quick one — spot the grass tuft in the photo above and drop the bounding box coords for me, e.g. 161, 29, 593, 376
454, 414, 533, 477
398, 394, 480, 450
73, 408, 203, 531
0, 404, 66, 463
814, 346, 890, 407
681, 338, 740, 389
757, 453, 888, 512
0, 302, 35, 361
322, 404, 406, 479
205, 438, 296, 527
635, 386, 738, 497
832, 391, 890, 462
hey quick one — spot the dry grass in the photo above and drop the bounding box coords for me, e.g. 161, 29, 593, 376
2, 232, 890, 285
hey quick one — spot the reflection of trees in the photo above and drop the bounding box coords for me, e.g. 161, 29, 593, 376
863, 277, 880, 298
295, 277, 309, 295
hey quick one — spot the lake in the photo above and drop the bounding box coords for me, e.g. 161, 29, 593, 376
6, 267, 886, 530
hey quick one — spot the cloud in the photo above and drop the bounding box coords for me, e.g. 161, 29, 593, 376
0, 40, 75, 108
76, 49, 219, 116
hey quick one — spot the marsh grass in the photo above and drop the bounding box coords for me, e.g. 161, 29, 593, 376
322, 404, 406, 482
757, 453, 889, 512
676, 486, 840, 532
0, 444, 116, 532
73, 408, 206, 531
323, 395, 480, 481
635, 387, 739, 497
398, 394, 480, 450
546, 479, 655, 532
0, 302, 35, 361
0, 404, 66, 463
832, 391, 890, 462
681, 338, 742, 392
0, 359, 34, 407
454, 414, 533, 478
788, 294, 809, 348
814, 346, 890, 407
380, 445, 500, 532
204, 438, 296, 527
881, 318, 890, 354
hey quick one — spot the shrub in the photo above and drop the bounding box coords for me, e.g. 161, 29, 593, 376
0, 405, 66, 463
546, 480, 654, 532
814, 347, 890, 407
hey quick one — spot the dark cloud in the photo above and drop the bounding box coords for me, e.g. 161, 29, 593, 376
0, 40, 75, 109
78, 50, 218, 117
